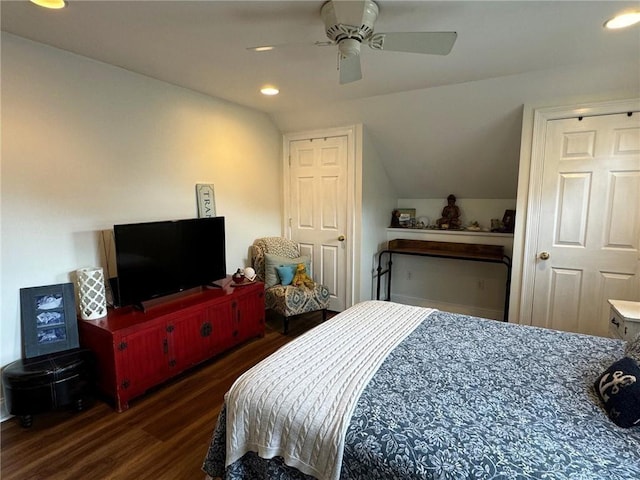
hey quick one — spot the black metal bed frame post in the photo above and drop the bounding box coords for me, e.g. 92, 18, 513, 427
376, 250, 392, 301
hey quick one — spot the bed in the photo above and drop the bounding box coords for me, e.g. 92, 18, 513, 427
202, 300, 640, 480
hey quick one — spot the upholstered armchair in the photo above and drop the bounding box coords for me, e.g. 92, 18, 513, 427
252, 237, 330, 334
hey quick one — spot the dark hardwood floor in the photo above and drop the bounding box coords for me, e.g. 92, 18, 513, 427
1, 311, 329, 480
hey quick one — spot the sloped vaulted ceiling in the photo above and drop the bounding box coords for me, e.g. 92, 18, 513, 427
2, 1, 639, 198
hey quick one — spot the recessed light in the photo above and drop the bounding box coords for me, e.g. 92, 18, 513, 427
248, 46, 275, 52
260, 86, 279, 96
604, 11, 640, 29
30, 0, 68, 9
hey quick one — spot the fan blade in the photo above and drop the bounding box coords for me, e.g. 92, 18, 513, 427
246, 40, 333, 52
370, 31, 457, 55
339, 55, 362, 84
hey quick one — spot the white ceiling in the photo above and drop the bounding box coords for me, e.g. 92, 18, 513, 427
2, 0, 640, 199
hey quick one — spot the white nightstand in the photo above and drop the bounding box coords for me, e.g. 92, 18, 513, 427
608, 299, 640, 341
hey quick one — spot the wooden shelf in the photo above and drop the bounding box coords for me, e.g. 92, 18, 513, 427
387, 239, 505, 262
387, 227, 513, 238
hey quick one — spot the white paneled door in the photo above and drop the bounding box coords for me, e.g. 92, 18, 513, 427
289, 136, 348, 312
531, 113, 640, 336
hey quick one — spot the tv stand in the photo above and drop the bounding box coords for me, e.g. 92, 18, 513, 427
78, 276, 265, 412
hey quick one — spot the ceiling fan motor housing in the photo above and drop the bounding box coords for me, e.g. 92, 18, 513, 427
321, 0, 379, 56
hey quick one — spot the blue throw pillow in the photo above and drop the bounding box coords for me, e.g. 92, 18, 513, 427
276, 265, 296, 286
594, 357, 640, 428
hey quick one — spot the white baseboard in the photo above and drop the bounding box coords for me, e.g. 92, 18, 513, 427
390, 294, 503, 321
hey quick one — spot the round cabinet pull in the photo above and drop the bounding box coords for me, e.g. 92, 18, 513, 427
539, 251, 550, 260
338, 235, 345, 242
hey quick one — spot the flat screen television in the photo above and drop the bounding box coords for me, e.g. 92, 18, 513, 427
113, 217, 226, 308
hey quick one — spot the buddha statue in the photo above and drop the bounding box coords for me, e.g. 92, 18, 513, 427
436, 194, 461, 229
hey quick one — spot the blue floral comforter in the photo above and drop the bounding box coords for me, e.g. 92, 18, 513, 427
203, 310, 640, 479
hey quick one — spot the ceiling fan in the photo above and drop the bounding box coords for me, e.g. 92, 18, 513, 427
249, 0, 457, 85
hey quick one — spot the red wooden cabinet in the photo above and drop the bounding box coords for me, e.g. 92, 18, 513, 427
234, 286, 267, 342
78, 278, 265, 412
115, 325, 168, 402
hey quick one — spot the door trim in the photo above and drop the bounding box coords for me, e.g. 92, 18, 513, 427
283, 125, 357, 310
512, 98, 640, 325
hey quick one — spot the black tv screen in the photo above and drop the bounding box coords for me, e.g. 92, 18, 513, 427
113, 217, 226, 307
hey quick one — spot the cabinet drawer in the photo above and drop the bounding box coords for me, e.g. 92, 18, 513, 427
609, 301, 640, 341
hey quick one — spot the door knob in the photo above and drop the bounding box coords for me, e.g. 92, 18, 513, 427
539, 251, 550, 260
338, 235, 345, 242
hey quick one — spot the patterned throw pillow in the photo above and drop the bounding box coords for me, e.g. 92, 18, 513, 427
594, 357, 640, 428
624, 333, 640, 365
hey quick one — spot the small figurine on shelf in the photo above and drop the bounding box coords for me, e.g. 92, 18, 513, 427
232, 268, 245, 284
390, 209, 402, 227
436, 194, 462, 229
243, 267, 257, 282
467, 221, 481, 231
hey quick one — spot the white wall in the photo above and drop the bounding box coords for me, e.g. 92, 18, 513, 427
0, 34, 283, 369
358, 125, 397, 302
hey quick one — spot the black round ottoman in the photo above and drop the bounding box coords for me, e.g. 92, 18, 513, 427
2, 348, 94, 427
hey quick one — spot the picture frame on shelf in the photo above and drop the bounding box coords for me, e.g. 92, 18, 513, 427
397, 208, 416, 227
196, 183, 216, 218
20, 283, 79, 359
501, 209, 516, 233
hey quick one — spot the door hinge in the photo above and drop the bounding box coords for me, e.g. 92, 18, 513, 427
121, 379, 130, 390
166, 325, 175, 333
117, 341, 128, 351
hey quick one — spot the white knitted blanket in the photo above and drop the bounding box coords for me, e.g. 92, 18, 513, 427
225, 300, 435, 480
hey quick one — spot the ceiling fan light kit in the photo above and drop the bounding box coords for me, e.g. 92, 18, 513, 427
337, 38, 362, 58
